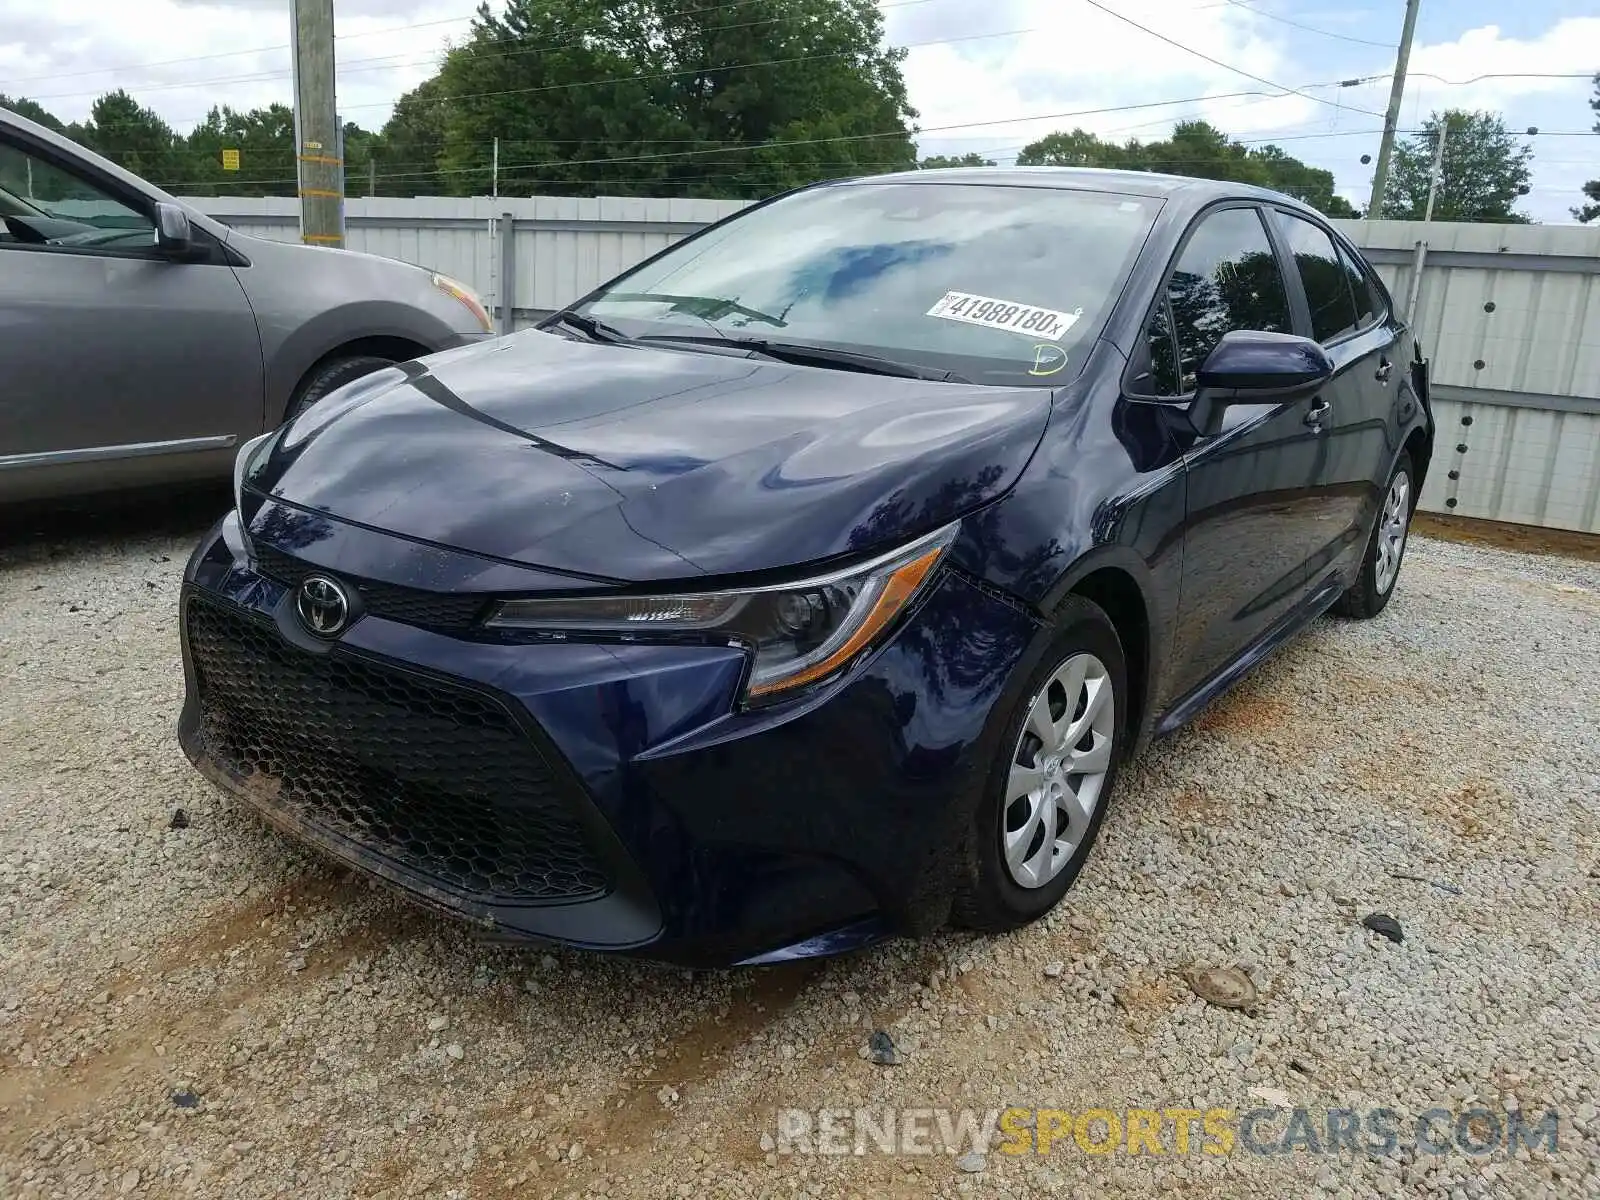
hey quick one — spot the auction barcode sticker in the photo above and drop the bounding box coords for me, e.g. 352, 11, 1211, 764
926, 291, 1083, 342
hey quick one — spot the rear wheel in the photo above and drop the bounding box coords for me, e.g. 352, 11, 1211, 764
1333, 452, 1413, 619
286, 354, 397, 422
952, 596, 1126, 932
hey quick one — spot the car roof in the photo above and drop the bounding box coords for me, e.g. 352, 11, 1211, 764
841, 165, 1319, 214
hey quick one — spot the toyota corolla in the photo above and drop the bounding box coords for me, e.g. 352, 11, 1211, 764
177, 168, 1433, 966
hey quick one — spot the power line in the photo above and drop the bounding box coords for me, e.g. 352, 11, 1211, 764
1, 0, 944, 92
1080, 0, 1386, 119
19, 20, 1037, 109
1221, 0, 1395, 49
0, 13, 473, 88
137, 90, 1331, 188
1406, 71, 1597, 86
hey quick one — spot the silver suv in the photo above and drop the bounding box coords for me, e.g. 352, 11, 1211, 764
0, 106, 494, 502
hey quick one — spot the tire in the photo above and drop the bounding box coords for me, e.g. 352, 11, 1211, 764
952, 595, 1128, 933
1333, 451, 1414, 620
285, 354, 397, 423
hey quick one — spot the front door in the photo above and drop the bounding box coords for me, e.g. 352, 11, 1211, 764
1132, 204, 1329, 703
1269, 209, 1399, 591
0, 128, 263, 501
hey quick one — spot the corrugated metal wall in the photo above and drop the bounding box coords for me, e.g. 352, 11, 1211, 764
184, 197, 1600, 533
186, 195, 748, 322
1338, 220, 1600, 533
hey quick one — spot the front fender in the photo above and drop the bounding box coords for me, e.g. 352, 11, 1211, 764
263, 300, 471, 421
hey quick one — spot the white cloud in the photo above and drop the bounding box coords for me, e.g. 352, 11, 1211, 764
894, 0, 1326, 153
1402, 18, 1600, 120
0, 0, 465, 129
1, 0, 1593, 219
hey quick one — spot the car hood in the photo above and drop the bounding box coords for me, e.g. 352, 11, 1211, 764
249, 330, 1051, 583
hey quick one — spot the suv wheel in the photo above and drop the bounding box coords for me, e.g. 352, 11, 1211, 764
1334, 452, 1414, 620
952, 596, 1126, 932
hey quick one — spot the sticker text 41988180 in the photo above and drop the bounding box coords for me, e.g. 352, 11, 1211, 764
926, 291, 1083, 342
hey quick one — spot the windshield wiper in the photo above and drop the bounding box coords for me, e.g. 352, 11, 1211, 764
638, 334, 970, 384
545, 310, 632, 344
604, 292, 789, 330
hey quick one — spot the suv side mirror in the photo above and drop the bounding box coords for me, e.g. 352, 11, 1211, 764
154, 201, 196, 259
1187, 330, 1333, 437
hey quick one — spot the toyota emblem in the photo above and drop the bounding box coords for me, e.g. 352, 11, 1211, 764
296, 575, 350, 637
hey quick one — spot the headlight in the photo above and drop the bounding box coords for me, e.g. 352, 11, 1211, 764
487, 523, 959, 704
232, 431, 276, 515
431, 272, 493, 333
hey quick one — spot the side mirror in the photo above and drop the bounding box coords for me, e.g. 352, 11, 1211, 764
1187, 330, 1333, 437
154, 201, 195, 259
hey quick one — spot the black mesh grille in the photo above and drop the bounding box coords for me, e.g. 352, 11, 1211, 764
185, 595, 610, 903
252, 545, 488, 631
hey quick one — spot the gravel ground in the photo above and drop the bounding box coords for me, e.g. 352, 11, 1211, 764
1, 518, 1597, 1200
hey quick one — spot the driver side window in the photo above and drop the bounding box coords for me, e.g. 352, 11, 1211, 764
0, 139, 156, 253
1144, 207, 1292, 396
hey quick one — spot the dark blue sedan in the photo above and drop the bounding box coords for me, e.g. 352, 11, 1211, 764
178, 168, 1434, 966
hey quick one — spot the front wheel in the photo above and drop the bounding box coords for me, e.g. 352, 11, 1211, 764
952, 596, 1127, 932
1333, 452, 1414, 620
285, 354, 398, 423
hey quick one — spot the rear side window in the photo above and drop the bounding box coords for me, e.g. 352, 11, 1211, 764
1164, 206, 1292, 393
1277, 212, 1359, 343
1337, 242, 1379, 329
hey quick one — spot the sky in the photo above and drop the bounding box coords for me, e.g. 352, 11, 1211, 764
0, 0, 1595, 221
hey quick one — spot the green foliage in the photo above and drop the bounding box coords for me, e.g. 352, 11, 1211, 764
1576, 74, 1599, 224
918, 153, 997, 169
69, 91, 187, 184
1382, 110, 1533, 224
1015, 121, 1357, 220
180, 105, 298, 196
0, 93, 67, 133
427, 0, 916, 198
1, 0, 912, 201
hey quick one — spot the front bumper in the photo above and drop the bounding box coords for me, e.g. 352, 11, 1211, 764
177, 506, 1039, 965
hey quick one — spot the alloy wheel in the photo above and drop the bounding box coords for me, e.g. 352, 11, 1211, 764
1003, 653, 1116, 889
1374, 471, 1411, 595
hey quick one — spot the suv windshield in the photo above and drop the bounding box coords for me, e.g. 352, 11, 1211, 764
579, 181, 1160, 387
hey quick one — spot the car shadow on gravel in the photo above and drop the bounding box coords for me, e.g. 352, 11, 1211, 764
0, 483, 229, 560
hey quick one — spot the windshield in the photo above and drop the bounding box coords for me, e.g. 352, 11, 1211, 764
579, 181, 1160, 387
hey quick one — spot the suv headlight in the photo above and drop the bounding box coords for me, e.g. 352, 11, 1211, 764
487, 523, 959, 704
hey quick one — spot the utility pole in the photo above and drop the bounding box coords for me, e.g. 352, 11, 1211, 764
492, 136, 500, 199
1403, 120, 1447, 323
1420, 118, 1448, 224
291, 0, 344, 246
1367, 0, 1422, 219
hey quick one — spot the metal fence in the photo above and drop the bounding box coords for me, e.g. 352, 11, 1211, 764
185, 195, 1600, 534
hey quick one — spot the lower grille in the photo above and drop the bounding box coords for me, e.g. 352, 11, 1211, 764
252, 545, 488, 632
185, 595, 610, 904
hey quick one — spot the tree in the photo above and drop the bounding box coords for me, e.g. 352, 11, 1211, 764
0, 94, 67, 133
374, 78, 453, 197
1015, 121, 1357, 220
1576, 73, 1599, 224
426, 0, 916, 198
1382, 110, 1533, 223
918, 153, 996, 169
1016, 127, 1138, 169
182, 104, 298, 197
1247, 143, 1356, 216
71, 91, 185, 185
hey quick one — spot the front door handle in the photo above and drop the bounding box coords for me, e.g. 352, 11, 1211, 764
1375, 359, 1393, 384
1304, 398, 1331, 427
